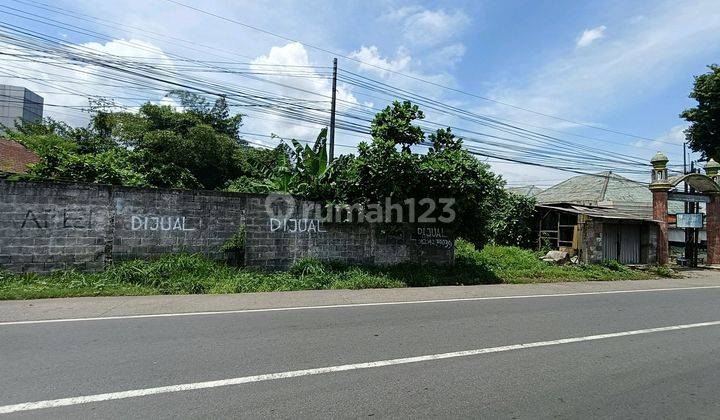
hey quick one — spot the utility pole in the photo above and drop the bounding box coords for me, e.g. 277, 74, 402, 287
684, 143, 690, 262
688, 161, 697, 267
329, 57, 337, 162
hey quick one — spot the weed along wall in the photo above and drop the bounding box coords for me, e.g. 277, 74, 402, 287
0, 180, 455, 273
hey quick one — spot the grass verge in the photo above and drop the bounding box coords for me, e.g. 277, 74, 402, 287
0, 239, 672, 300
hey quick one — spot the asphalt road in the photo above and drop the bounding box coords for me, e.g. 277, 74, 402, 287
2, 280, 720, 418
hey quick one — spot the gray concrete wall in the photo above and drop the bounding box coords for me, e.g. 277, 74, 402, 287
111, 187, 246, 262
0, 180, 454, 273
244, 196, 454, 269
0, 180, 111, 272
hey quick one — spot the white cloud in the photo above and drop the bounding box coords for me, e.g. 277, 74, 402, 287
349, 45, 412, 75
426, 43, 467, 67
659, 124, 689, 144
633, 123, 687, 148
381, 5, 425, 22
245, 42, 360, 143
402, 9, 471, 46
576, 25, 607, 48
0, 39, 175, 126
380, 6, 470, 47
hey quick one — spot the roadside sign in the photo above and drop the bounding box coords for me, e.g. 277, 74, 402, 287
668, 192, 710, 203
676, 213, 704, 228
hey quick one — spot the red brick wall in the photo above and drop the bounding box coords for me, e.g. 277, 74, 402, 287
652, 190, 669, 265
0, 138, 40, 174
707, 195, 720, 265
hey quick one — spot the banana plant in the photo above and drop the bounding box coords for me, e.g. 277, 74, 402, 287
290, 127, 328, 181
261, 128, 329, 194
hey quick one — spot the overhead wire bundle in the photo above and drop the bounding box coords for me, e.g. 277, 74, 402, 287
0, 0, 676, 186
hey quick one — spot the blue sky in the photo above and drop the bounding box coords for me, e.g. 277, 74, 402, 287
1, 0, 718, 185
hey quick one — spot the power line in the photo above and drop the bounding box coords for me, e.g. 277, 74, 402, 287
161, 0, 664, 143
0, 19, 660, 179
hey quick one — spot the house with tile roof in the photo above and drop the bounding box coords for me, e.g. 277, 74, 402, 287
532, 172, 665, 264
0, 138, 39, 175
533, 171, 654, 217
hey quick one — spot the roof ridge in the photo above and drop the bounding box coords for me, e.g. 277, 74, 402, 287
599, 171, 611, 201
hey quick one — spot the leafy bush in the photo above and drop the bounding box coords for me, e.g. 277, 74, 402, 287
489, 192, 537, 248
220, 226, 246, 252
289, 258, 328, 277
601, 259, 625, 272
652, 265, 674, 277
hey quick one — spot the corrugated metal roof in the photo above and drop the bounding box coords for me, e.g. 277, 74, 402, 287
537, 203, 659, 223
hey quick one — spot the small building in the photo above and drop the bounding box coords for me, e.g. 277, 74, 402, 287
534, 171, 700, 245
536, 203, 660, 264
0, 138, 40, 175
0, 85, 44, 132
533, 172, 663, 264
534, 171, 652, 213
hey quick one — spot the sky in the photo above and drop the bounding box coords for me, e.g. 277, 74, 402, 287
1, 0, 719, 187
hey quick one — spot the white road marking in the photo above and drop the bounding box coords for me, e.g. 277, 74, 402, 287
1, 319, 719, 414
1, 285, 720, 327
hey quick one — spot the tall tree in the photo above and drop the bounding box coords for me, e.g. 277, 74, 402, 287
681, 64, 720, 161
9, 91, 248, 190
371, 100, 425, 152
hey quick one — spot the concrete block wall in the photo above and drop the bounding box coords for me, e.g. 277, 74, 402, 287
244, 197, 455, 269
1, 180, 455, 273
111, 187, 246, 262
244, 196, 375, 268
0, 180, 246, 273
0, 180, 111, 272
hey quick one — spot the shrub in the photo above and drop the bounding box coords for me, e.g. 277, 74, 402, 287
289, 258, 328, 277
601, 259, 625, 272
489, 191, 537, 248
653, 265, 674, 277
220, 226, 246, 252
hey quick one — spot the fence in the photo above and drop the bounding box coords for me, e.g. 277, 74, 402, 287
0, 179, 454, 273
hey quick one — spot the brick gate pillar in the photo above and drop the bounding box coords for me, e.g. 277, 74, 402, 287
705, 159, 720, 265
652, 190, 669, 265
650, 152, 672, 266
707, 194, 720, 265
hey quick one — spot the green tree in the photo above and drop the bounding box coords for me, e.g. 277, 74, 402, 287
371, 100, 425, 152
105, 99, 245, 189
428, 127, 462, 152
7, 91, 248, 190
167, 90, 245, 143
28, 146, 147, 186
681, 64, 720, 160
489, 192, 537, 248
328, 108, 510, 246
8, 117, 147, 186
228, 129, 333, 198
